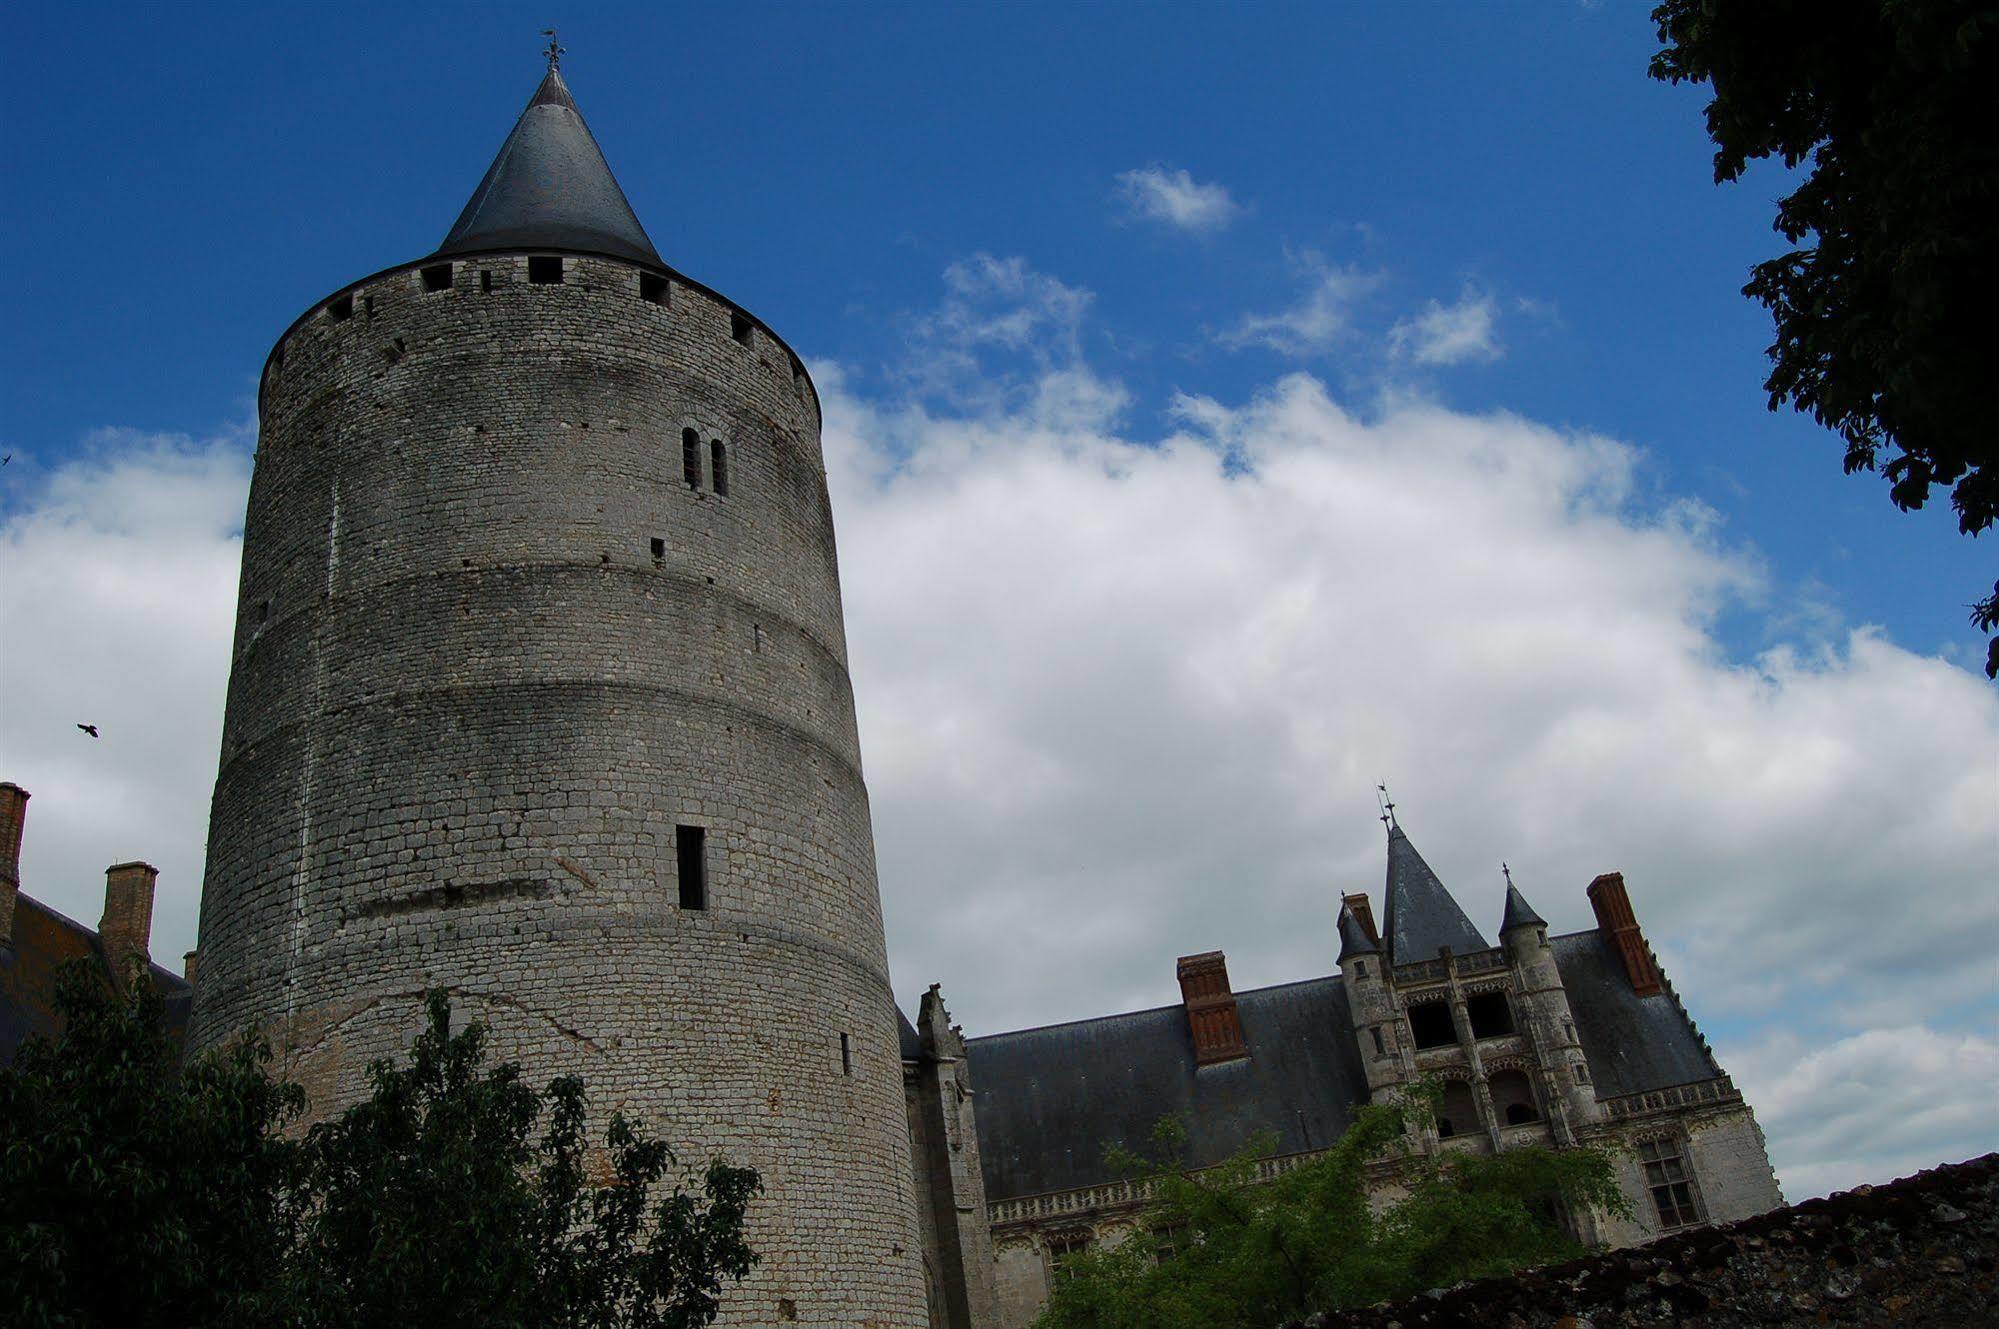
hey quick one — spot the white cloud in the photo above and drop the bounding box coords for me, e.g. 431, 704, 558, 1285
0, 426, 251, 962
1390, 286, 1503, 365
7, 258, 1996, 1200
1115, 166, 1242, 233
1221, 249, 1382, 357
1724, 1025, 1999, 1198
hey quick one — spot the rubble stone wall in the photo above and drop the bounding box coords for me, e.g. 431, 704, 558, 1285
1285, 1153, 1998, 1329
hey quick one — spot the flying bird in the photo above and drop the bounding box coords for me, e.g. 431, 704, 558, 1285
76, 723, 99, 738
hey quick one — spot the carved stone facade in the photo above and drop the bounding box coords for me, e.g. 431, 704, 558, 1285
926, 825, 1784, 1328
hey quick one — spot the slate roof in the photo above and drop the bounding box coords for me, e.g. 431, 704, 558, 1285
1551, 930, 1716, 1098
898, 1006, 923, 1062
434, 65, 662, 266
1500, 881, 1546, 933
1, 894, 191, 1066
1336, 905, 1379, 961
1382, 825, 1490, 964
964, 977, 1370, 1202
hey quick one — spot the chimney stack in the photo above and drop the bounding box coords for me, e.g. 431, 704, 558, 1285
1341, 892, 1379, 946
1587, 871, 1661, 997
183, 950, 200, 985
100, 861, 159, 985
1176, 951, 1249, 1066
0, 783, 25, 945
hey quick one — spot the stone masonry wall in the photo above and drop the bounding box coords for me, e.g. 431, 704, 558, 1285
186, 251, 928, 1328
1283, 1153, 1998, 1329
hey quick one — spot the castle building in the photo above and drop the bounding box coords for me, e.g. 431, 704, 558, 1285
918, 819, 1785, 1327
3, 57, 1785, 1329
181, 57, 929, 1326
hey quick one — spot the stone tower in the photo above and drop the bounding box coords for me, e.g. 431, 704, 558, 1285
186, 57, 930, 1327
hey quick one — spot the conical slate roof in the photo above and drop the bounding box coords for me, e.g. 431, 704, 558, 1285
434, 65, 661, 266
1337, 905, 1380, 962
1381, 824, 1491, 964
1500, 880, 1546, 933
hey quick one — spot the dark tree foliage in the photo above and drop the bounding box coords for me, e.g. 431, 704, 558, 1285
1033, 1089, 1628, 1329
290, 992, 761, 1329
1650, 1, 1999, 675
0, 977, 759, 1329
0, 961, 305, 1328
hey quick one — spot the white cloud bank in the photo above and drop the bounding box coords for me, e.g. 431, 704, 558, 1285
3, 259, 1993, 1199
1115, 165, 1243, 233
1390, 287, 1503, 365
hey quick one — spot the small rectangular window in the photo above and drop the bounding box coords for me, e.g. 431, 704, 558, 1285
480, 269, 494, 293
730, 311, 753, 346
840, 1032, 852, 1076
710, 439, 729, 496
1638, 1139, 1703, 1228
1370, 1027, 1385, 1056
790, 354, 805, 383
328, 294, 353, 322
649, 537, 665, 559
422, 263, 454, 292
529, 256, 564, 285
640, 272, 668, 305
676, 825, 707, 909
362, 295, 375, 320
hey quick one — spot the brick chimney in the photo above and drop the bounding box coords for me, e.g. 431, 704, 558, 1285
100, 861, 159, 985
1177, 951, 1249, 1066
183, 950, 200, 985
1341, 892, 1379, 946
0, 783, 25, 946
1587, 871, 1661, 997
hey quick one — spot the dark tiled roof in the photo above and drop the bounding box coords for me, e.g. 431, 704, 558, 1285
1383, 825, 1490, 964
1500, 881, 1546, 933
1, 895, 191, 1066
1552, 930, 1715, 1098
1337, 905, 1379, 961
898, 1006, 922, 1062
965, 977, 1370, 1202
434, 66, 662, 266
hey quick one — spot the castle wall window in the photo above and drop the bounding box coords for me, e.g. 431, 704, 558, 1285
1489, 1068, 1539, 1124
640, 272, 668, 305
840, 1032, 852, 1075
1638, 1137, 1704, 1228
422, 263, 454, 292
1467, 991, 1515, 1039
1436, 1079, 1479, 1138
682, 428, 702, 489
676, 825, 707, 909
1408, 1001, 1455, 1049
710, 439, 729, 496
1370, 1027, 1385, 1056
1573, 1060, 1592, 1085
1046, 1232, 1090, 1281
529, 256, 564, 284
329, 294, 354, 322
480, 269, 494, 293
649, 537, 665, 559
730, 311, 753, 346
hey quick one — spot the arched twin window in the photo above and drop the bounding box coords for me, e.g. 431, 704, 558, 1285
681, 429, 731, 496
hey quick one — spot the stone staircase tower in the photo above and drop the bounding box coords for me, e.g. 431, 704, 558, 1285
185, 55, 929, 1328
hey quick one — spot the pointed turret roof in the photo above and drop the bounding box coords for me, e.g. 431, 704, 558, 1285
1500, 880, 1546, 933
434, 64, 661, 266
1337, 905, 1380, 962
1381, 824, 1491, 964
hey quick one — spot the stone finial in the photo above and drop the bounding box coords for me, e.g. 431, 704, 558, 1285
1176, 951, 1249, 1066
100, 861, 158, 984
919, 982, 966, 1060
1587, 871, 1661, 997
0, 782, 25, 945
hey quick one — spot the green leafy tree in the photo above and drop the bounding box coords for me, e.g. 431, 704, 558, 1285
1033, 1088, 1629, 1329
0, 961, 306, 1329
1649, 1, 1999, 675
1, 978, 759, 1329
288, 992, 761, 1329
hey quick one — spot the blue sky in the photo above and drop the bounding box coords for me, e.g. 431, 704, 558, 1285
6, 1, 1983, 660
3, 3, 1995, 1200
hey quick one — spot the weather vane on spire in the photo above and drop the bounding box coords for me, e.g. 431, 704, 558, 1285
1375, 783, 1398, 831
540, 28, 564, 71
1502, 862, 1513, 887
